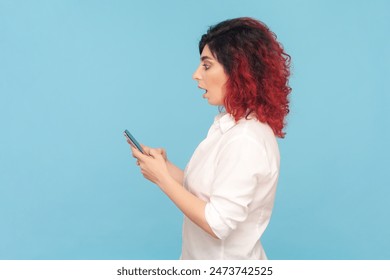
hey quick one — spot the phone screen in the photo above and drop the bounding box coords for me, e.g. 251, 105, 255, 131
123, 129, 144, 154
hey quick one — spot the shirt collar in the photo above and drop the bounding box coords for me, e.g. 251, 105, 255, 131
214, 112, 237, 134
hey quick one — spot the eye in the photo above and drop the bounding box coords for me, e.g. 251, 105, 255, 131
202, 63, 210, 70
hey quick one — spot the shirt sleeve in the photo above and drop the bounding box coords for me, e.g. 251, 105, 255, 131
205, 135, 271, 240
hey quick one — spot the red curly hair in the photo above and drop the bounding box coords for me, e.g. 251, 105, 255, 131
199, 17, 291, 138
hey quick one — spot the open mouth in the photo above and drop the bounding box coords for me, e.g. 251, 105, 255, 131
198, 85, 208, 96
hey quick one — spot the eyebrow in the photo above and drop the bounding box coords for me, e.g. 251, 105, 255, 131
201, 55, 214, 61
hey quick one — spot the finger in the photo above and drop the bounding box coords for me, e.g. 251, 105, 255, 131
140, 143, 151, 156
127, 140, 137, 149
148, 148, 158, 158
131, 145, 148, 161
130, 145, 136, 158
160, 148, 167, 160
154, 147, 166, 158
140, 143, 148, 150
149, 149, 164, 160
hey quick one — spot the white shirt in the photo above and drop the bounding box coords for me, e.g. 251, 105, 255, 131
181, 112, 280, 260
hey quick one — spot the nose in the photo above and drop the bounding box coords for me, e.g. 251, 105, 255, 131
192, 64, 202, 81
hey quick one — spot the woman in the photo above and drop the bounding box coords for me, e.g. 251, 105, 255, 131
129, 17, 291, 260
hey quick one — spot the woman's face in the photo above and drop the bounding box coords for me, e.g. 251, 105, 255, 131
193, 45, 228, 106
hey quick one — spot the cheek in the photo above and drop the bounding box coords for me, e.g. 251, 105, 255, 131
215, 76, 228, 96
209, 72, 225, 89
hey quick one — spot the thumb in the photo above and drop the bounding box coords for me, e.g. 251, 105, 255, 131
149, 148, 163, 159
140, 144, 151, 155
131, 145, 148, 161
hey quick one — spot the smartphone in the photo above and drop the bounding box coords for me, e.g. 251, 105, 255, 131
123, 129, 145, 154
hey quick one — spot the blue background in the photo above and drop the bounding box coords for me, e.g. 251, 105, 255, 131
0, 0, 389, 259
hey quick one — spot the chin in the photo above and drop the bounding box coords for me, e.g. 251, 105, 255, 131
209, 100, 223, 106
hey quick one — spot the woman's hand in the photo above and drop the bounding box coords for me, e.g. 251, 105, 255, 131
140, 144, 168, 162
130, 144, 171, 186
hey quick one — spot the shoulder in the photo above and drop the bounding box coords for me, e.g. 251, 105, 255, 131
227, 116, 277, 147
220, 116, 280, 169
